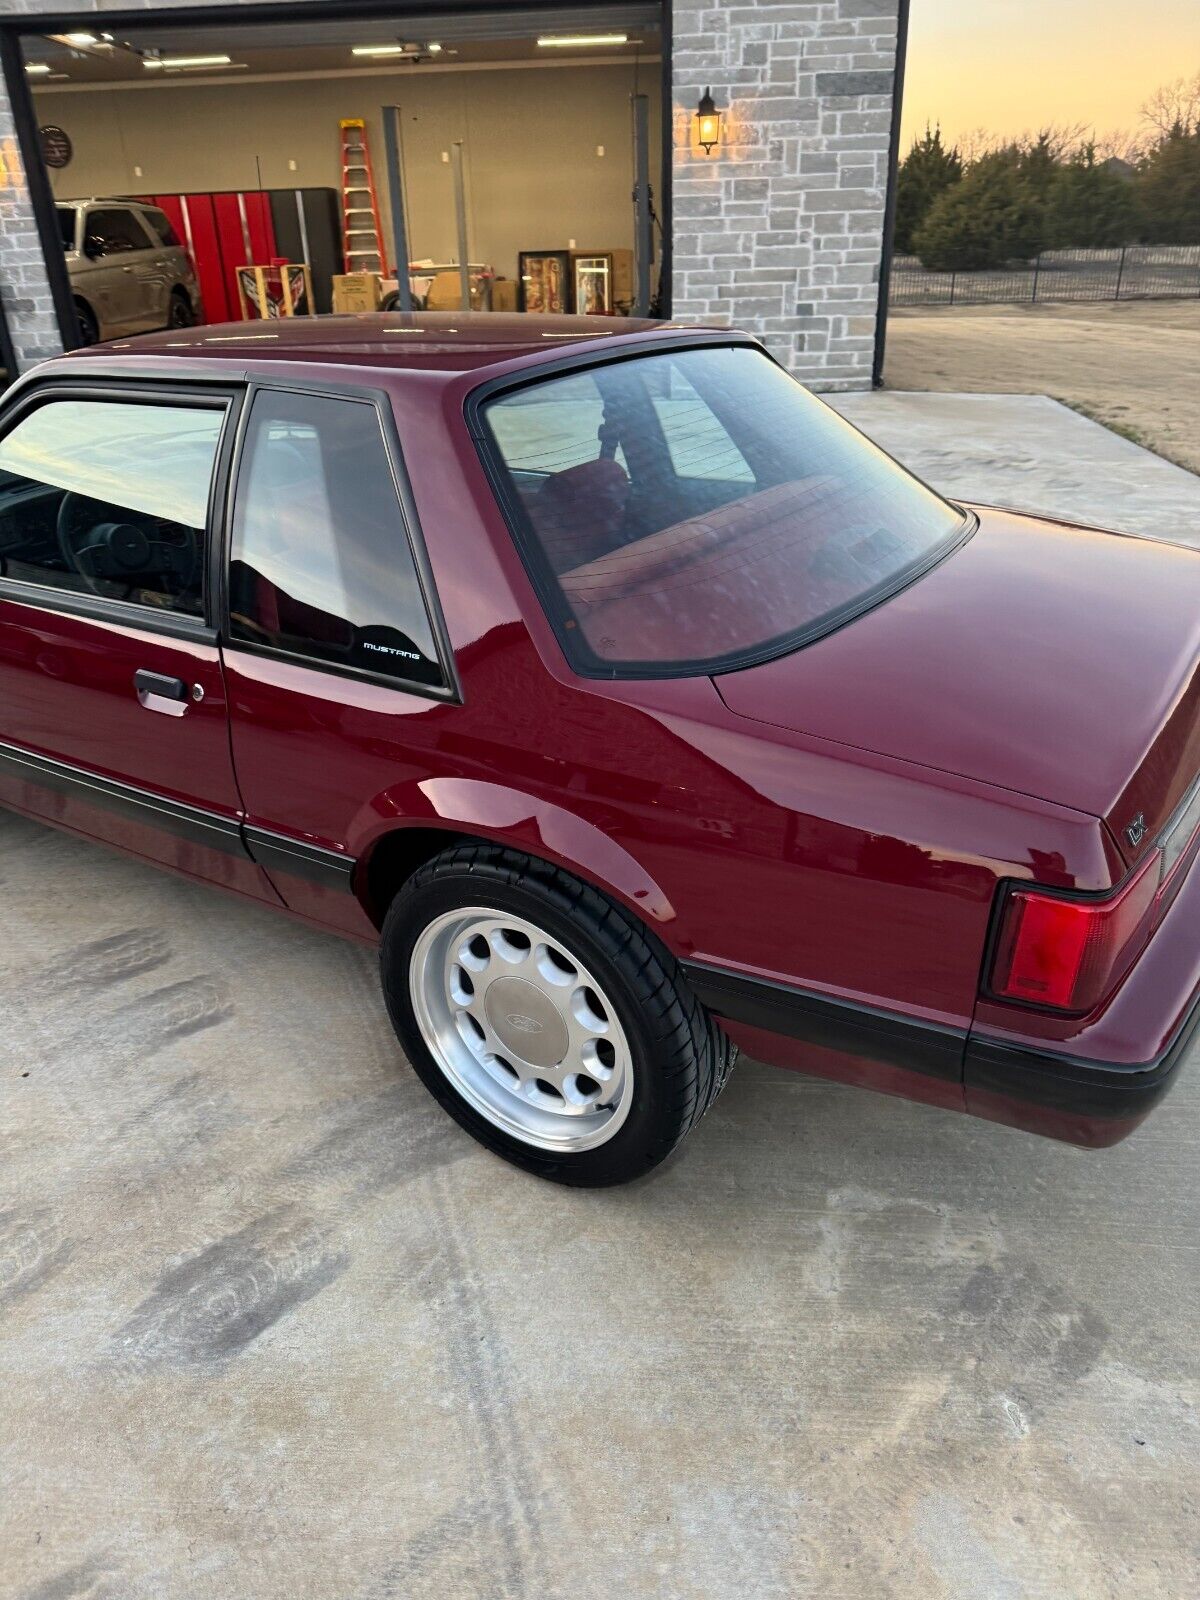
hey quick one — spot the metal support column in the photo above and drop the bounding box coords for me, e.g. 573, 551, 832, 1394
632, 94, 653, 317
450, 141, 471, 313
381, 104, 413, 312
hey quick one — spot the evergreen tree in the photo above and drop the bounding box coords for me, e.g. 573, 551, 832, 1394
1133, 122, 1200, 243
913, 150, 1047, 271
894, 125, 963, 253
1048, 143, 1136, 246
1017, 131, 1061, 205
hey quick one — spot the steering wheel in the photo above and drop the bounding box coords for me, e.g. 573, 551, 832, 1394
56, 491, 198, 600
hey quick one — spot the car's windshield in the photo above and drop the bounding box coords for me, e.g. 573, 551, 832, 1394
482, 344, 968, 677
56, 207, 76, 250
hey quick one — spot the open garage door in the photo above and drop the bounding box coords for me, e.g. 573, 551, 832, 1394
18, 3, 666, 347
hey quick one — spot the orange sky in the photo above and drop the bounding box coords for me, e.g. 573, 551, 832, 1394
899, 0, 1200, 151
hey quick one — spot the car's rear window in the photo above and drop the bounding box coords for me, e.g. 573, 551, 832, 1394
480, 344, 968, 677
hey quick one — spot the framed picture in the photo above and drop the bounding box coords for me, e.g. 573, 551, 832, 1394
518, 250, 571, 314
574, 254, 613, 315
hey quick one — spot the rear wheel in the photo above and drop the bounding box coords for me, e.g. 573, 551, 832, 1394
380, 843, 735, 1185
166, 289, 194, 330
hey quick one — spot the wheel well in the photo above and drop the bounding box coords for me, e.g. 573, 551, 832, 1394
359, 827, 474, 927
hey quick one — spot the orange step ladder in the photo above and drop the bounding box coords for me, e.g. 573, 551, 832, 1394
339, 118, 387, 274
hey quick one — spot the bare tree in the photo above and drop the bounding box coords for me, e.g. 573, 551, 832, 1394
1141, 71, 1200, 136
1093, 127, 1152, 165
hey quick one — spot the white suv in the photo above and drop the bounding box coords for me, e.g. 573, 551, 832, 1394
58, 198, 203, 345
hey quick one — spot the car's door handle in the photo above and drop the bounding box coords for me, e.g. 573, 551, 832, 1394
134, 668, 189, 716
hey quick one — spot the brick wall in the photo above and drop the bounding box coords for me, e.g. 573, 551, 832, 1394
671, 0, 899, 388
0, 0, 899, 387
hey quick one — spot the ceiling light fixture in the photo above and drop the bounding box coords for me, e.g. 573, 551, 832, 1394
427, 42, 443, 53
25, 62, 53, 75
352, 44, 420, 57
537, 34, 628, 47
62, 31, 99, 46
143, 54, 233, 69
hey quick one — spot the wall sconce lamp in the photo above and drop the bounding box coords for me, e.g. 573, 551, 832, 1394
695, 87, 722, 155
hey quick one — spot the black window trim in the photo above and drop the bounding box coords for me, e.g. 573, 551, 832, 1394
466, 333, 975, 683
0, 374, 243, 645
220, 374, 461, 706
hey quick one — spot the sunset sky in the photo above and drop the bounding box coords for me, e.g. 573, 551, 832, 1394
899, 0, 1200, 152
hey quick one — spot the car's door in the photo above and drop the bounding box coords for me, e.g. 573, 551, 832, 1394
219, 382, 455, 936
0, 380, 274, 902
76, 207, 155, 335
126, 206, 175, 329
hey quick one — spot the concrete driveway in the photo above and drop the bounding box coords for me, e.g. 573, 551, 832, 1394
3, 399, 1199, 1599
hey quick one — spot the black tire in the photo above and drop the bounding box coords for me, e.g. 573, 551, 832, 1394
380, 843, 736, 1186
166, 290, 194, 329
74, 300, 99, 346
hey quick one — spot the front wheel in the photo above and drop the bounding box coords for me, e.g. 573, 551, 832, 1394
380, 844, 735, 1185
74, 300, 99, 346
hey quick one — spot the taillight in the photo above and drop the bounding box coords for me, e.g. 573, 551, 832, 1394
989, 849, 1163, 1014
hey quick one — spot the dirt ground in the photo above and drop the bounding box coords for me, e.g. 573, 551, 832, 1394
883, 300, 1200, 475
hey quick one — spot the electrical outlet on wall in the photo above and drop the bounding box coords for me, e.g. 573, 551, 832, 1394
133, 165, 143, 178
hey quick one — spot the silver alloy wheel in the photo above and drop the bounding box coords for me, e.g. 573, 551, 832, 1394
409, 906, 635, 1152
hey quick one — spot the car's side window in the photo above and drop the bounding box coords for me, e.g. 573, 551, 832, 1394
228, 390, 444, 688
0, 396, 223, 618
142, 207, 181, 249
84, 208, 153, 257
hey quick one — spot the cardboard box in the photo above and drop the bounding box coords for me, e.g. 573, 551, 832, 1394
331, 272, 381, 314
425, 269, 490, 311
491, 277, 519, 313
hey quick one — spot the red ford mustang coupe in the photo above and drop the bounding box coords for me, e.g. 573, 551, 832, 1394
1, 314, 1197, 1184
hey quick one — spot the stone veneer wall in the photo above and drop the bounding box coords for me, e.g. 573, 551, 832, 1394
671, 0, 899, 388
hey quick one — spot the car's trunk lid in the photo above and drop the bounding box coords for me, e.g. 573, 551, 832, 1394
715, 505, 1200, 870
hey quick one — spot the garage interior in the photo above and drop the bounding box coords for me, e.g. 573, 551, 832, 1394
22, 6, 665, 334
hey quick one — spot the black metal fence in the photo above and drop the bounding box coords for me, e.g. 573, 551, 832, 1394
889, 245, 1200, 307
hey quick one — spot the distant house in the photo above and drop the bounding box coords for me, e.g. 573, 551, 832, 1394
1101, 157, 1138, 182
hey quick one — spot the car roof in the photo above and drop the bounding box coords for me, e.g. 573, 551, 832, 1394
57, 197, 153, 208
67, 312, 735, 376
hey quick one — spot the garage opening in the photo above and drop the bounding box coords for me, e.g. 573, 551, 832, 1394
18, 6, 666, 347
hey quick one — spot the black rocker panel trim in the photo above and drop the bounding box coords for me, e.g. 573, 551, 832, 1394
683, 959, 966, 1082
0, 739, 358, 893
243, 826, 357, 891
0, 737, 244, 854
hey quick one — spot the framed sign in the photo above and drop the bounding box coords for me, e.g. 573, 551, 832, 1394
39, 125, 72, 170
518, 250, 570, 315
574, 254, 613, 315
236, 262, 314, 320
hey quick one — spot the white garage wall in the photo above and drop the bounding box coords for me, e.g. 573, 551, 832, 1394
35, 62, 662, 284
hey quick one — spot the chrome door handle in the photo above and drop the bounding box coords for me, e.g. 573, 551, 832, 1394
135, 668, 188, 717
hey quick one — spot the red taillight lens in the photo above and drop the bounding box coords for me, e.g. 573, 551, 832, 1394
990, 850, 1163, 1014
